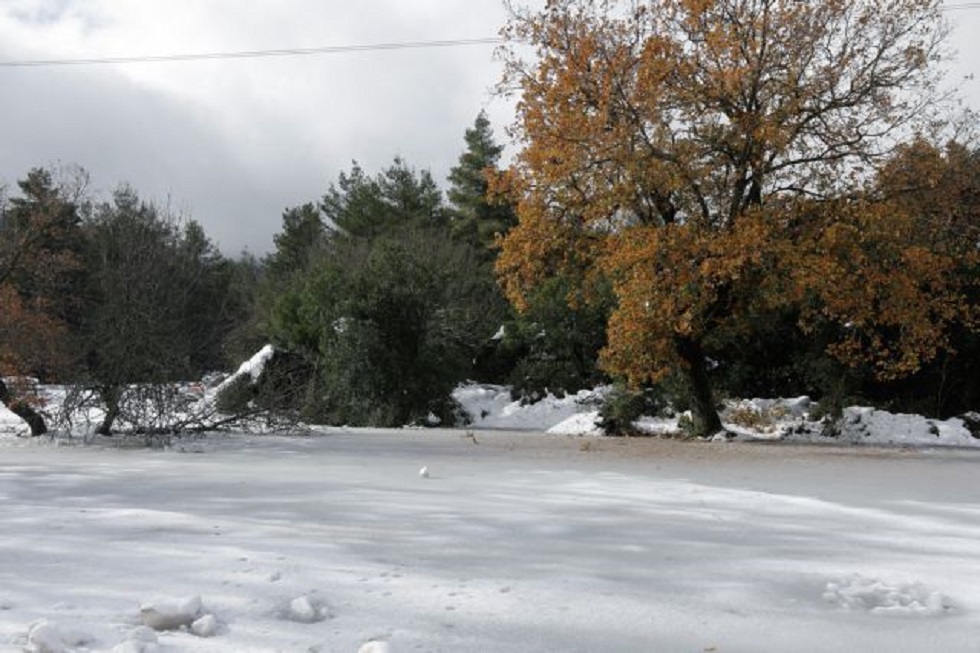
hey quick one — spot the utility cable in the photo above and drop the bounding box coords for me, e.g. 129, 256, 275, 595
2, 3, 978, 69
0, 36, 504, 68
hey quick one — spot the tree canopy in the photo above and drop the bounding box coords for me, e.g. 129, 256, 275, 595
497, 0, 966, 435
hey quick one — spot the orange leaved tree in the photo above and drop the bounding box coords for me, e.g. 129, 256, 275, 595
0, 169, 83, 435
497, 0, 957, 435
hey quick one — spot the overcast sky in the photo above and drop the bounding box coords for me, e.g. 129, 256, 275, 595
1, 1, 979, 255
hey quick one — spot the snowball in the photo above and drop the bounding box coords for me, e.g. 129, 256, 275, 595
359, 641, 393, 653
191, 613, 219, 637
287, 595, 322, 623
26, 621, 64, 653
418, 466, 429, 478
140, 595, 202, 630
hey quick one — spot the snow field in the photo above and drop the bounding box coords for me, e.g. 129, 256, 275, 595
1, 429, 979, 652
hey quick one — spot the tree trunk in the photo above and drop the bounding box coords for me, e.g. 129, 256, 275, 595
675, 336, 724, 437
0, 377, 48, 436
97, 386, 122, 436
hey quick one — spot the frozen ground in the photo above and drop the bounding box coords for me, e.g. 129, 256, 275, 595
1, 428, 979, 652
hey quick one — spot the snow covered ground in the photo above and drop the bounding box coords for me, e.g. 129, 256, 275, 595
1, 427, 980, 652
454, 384, 980, 448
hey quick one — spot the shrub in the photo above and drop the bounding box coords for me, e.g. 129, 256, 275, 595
598, 383, 670, 436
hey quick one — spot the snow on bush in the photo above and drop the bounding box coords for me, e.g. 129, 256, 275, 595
211, 344, 275, 399
723, 397, 813, 433
823, 575, 952, 616
139, 595, 202, 630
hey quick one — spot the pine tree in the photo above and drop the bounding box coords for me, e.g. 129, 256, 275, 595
265, 203, 326, 284
321, 158, 445, 240
447, 111, 516, 253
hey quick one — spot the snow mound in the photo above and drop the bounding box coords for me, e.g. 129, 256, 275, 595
547, 411, 602, 436
26, 621, 65, 653
454, 384, 606, 432
823, 575, 952, 616
834, 407, 977, 447
23, 620, 93, 653
139, 595, 202, 630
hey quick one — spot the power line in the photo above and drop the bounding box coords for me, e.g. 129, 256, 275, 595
1, 3, 977, 69
0, 36, 504, 68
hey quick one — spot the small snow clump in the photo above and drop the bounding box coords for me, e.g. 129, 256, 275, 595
823, 575, 951, 616
191, 613, 219, 637
284, 594, 328, 623
139, 595, 202, 630
26, 620, 65, 653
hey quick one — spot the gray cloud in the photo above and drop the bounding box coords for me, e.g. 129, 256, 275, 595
0, 1, 512, 254
2, 1, 978, 256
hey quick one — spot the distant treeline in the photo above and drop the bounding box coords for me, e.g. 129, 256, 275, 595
5, 0, 980, 437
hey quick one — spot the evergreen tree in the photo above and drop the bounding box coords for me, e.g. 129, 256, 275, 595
321, 158, 445, 239
265, 158, 504, 426
447, 111, 516, 253
264, 203, 326, 285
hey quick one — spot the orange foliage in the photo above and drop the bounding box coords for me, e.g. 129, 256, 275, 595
497, 0, 963, 394
598, 210, 784, 384
792, 161, 980, 380
0, 173, 78, 386
0, 284, 65, 394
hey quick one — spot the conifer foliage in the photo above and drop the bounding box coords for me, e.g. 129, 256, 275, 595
447, 110, 517, 253
264, 158, 505, 426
